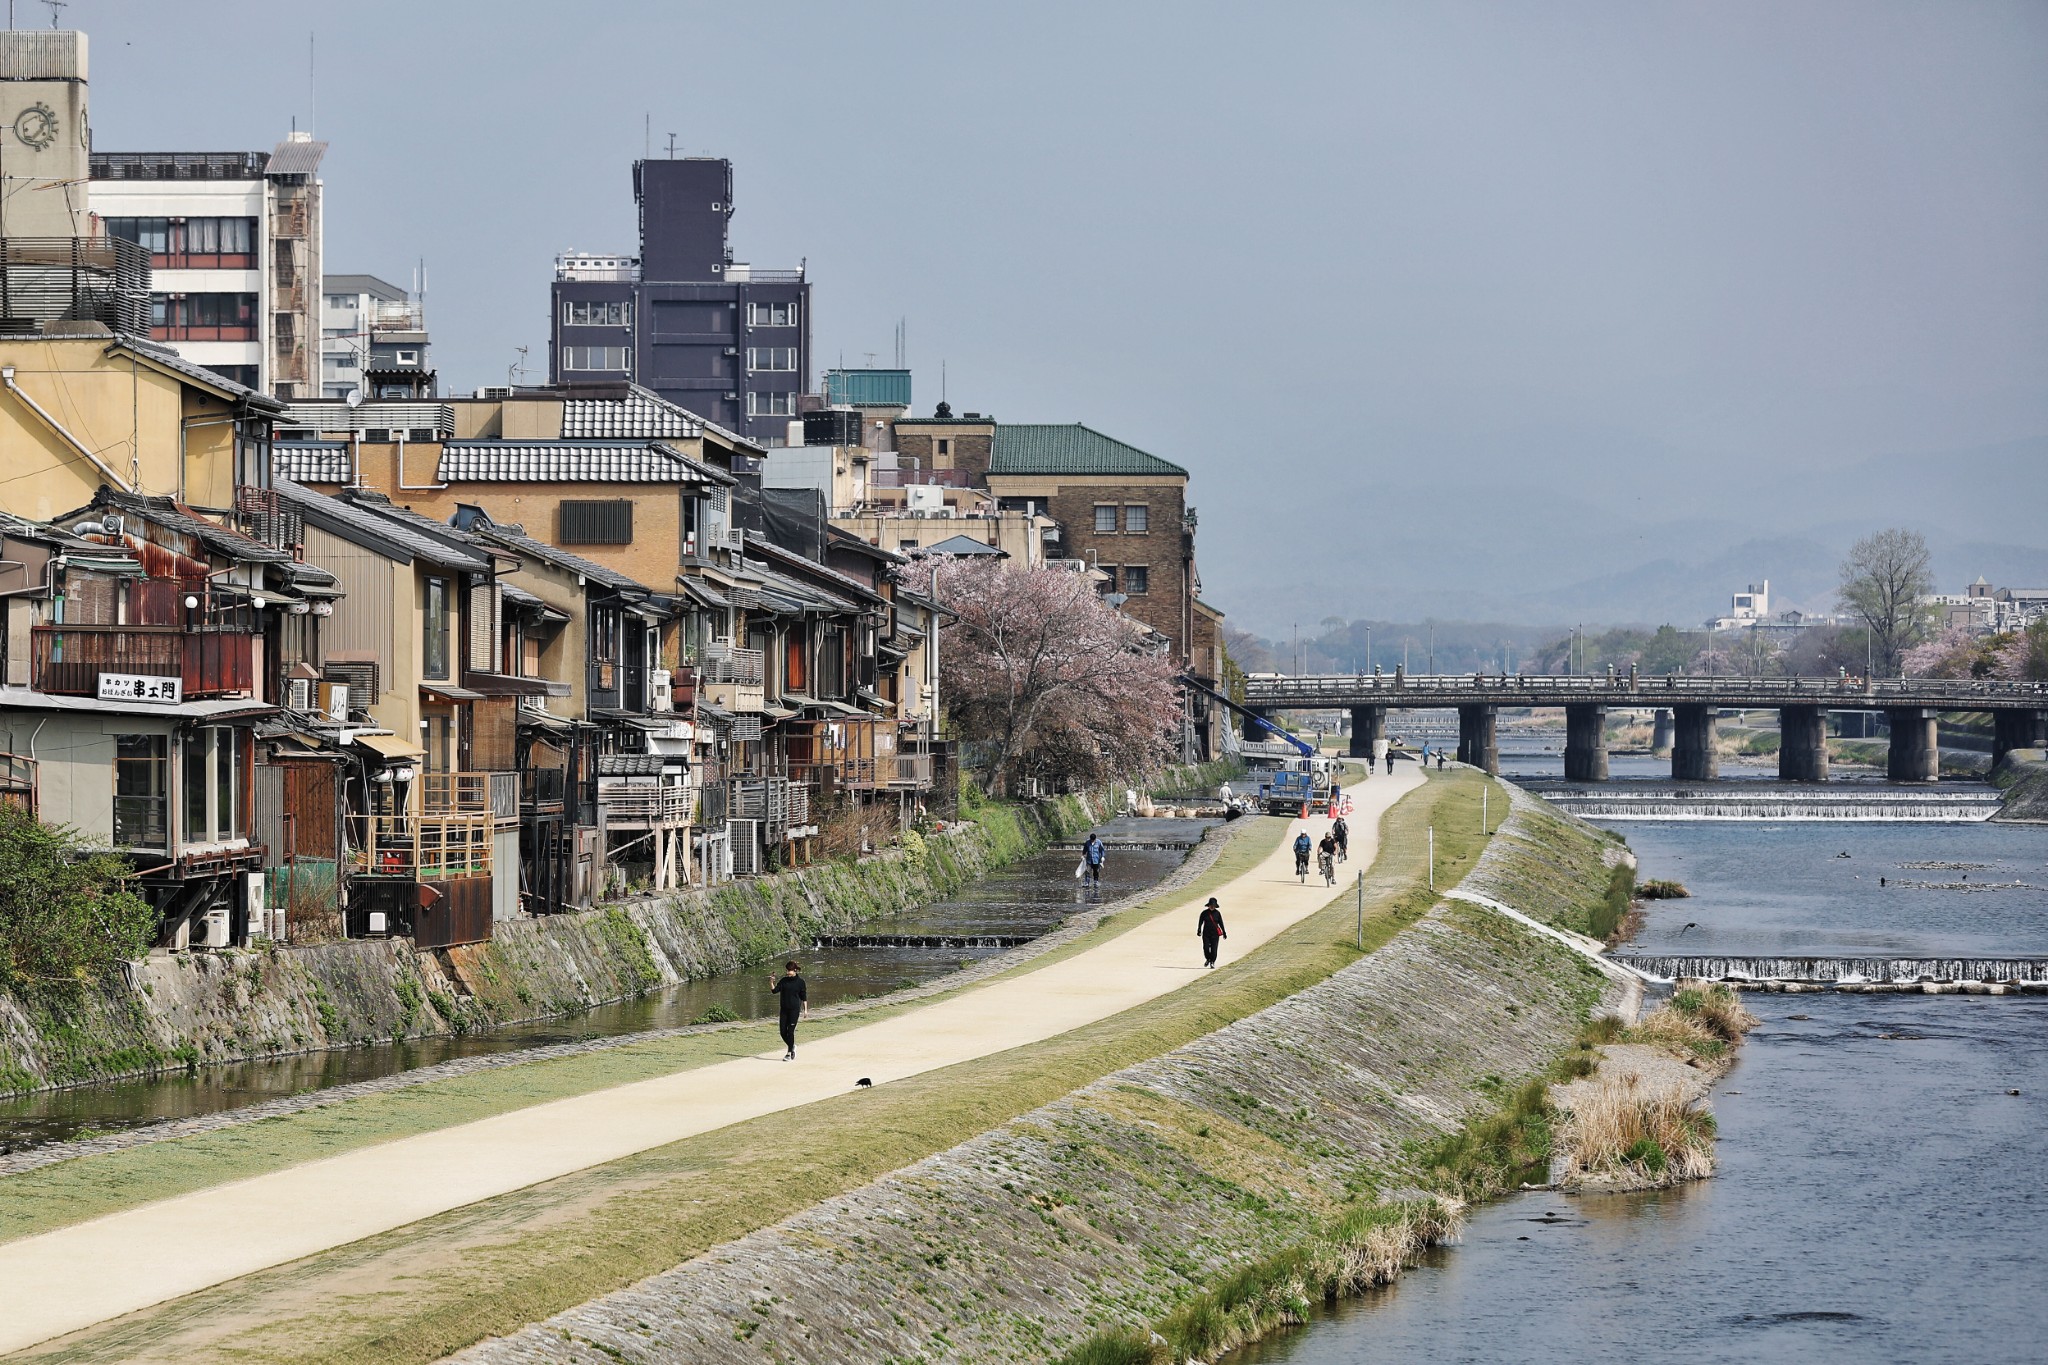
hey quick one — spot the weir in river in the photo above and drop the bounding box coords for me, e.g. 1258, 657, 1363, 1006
1611, 954, 2048, 986
1523, 783, 2003, 821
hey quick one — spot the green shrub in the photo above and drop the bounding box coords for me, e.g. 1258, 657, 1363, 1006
691, 1005, 739, 1025
0, 805, 157, 987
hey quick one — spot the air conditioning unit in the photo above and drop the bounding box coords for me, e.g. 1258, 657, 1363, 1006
727, 818, 761, 875
474, 385, 513, 399
287, 678, 313, 711
245, 872, 267, 939
318, 681, 349, 720
194, 906, 231, 949
649, 669, 673, 712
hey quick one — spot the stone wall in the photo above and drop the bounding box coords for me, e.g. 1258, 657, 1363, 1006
455, 787, 1627, 1365
0, 795, 1098, 1095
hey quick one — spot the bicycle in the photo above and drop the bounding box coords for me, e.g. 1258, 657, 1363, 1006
1318, 850, 1336, 887
1295, 850, 1310, 883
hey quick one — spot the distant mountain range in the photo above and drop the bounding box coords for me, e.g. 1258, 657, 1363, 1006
1204, 433, 2048, 636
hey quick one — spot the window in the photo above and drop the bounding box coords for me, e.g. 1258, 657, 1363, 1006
331, 352, 358, 370
747, 301, 797, 327
937, 438, 951, 457
423, 576, 450, 679
150, 292, 258, 341
559, 499, 634, 545
106, 216, 255, 266
562, 345, 632, 371
1124, 565, 1150, 595
114, 735, 168, 849
1094, 504, 1118, 534
1124, 504, 1149, 534
746, 347, 797, 372
563, 299, 632, 327
746, 390, 795, 416
420, 712, 453, 774
180, 728, 243, 845
394, 349, 419, 366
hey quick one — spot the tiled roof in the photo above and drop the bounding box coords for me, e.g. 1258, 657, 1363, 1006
922, 533, 1006, 556
107, 337, 284, 411
990, 424, 1187, 477
274, 442, 352, 484
436, 440, 731, 484
474, 521, 655, 597
86, 488, 296, 563
276, 479, 490, 571
561, 385, 701, 439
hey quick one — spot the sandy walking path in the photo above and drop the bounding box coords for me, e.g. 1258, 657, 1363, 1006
0, 765, 1418, 1355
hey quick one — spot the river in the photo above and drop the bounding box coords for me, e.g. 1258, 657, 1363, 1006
0, 823, 1198, 1150
1231, 741, 2048, 1363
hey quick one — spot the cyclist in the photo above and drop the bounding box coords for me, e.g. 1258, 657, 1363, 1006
1331, 814, 1349, 863
1318, 830, 1338, 886
1293, 829, 1314, 882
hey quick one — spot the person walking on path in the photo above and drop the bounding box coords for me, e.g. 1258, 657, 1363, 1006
1082, 832, 1107, 886
1197, 897, 1227, 968
769, 961, 808, 1061
1436, 751, 1447, 771
1384, 748, 1395, 776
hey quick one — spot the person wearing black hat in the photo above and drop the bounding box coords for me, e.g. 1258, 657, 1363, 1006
1197, 898, 1227, 968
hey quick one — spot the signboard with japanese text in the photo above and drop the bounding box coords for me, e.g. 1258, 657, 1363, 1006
97, 673, 184, 705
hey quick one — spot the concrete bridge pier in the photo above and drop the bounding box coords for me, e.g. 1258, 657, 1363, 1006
1778, 705, 1830, 782
1885, 708, 1939, 783
1456, 705, 1499, 774
1671, 704, 1718, 781
1348, 705, 1386, 761
1563, 704, 1609, 781
1651, 708, 1674, 758
1993, 709, 2048, 767
1241, 708, 1270, 743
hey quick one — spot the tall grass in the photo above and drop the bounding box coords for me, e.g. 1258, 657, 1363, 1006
1587, 861, 1636, 942
1557, 1072, 1717, 1186
1057, 1199, 1462, 1365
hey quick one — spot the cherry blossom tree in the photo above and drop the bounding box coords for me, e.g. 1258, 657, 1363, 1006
909, 559, 1183, 795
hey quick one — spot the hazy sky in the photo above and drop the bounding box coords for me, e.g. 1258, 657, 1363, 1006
83, 1, 2048, 631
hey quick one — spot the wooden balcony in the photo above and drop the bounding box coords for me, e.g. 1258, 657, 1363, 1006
31, 626, 254, 699
837, 754, 934, 791
599, 785, 692, 828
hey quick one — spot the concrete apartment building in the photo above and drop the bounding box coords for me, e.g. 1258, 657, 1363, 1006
322, 273, 434, 400
90, 134, 325, 398
550, 157, 809, 445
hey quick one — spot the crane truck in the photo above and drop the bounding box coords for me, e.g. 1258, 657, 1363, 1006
1180, 674, 1330, 817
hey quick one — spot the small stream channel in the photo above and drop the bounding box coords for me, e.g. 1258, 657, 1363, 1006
0, 819, 1208, 1151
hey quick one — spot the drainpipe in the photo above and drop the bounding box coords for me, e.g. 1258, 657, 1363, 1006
3, 367, 134, 492
395, 431, 447, 491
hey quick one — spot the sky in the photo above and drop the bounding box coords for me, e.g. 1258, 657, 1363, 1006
79, 0, 2048, 636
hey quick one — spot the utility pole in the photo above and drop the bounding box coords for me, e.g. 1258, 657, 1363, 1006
1428, 825, 1435, 891
1355, 869, 1364, 949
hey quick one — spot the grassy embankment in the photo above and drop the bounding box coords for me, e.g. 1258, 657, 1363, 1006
9, 767, 1512, 1365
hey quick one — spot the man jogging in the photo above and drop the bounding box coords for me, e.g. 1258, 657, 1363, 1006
1082, 832, 1107, 886
1197, 897, 1227, 968
768, 960, 807, 1061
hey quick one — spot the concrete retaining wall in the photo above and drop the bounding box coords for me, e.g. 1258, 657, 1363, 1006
456, 788, 1627, 1365
0, 796, 1098, 1095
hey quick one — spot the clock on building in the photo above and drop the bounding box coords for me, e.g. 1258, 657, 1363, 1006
12, 102, 59, 152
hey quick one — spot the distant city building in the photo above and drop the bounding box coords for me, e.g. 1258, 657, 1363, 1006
91, 134, 326, 399
1926, 576, 2048, 634
549, 157, 809, 445
1706, 580, 1770, 631
322, 274, 434, 399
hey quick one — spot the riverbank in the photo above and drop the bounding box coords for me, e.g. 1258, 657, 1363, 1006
0, 793, 1103, 1098
435, 771, 1631, 1365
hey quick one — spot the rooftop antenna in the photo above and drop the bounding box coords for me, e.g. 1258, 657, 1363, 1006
309, 31, 316, 137
941, 359, 947, 405
41, 0, 63, 28
666, 132, 679, 159
644, 113, 650, 160
509, 345, 531, 388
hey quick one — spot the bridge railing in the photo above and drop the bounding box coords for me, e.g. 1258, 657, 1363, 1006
1240, 673, 2048, 708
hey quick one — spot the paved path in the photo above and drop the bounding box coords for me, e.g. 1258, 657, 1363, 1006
0, 766, 1419, 1355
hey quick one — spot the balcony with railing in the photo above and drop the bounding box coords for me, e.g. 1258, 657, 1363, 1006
599, 784, 692, 828
32, 626, 254, 699
700, 643, 765, 713
870, 467, 972, 490
353, 772, 496, 882
837, 753, 933, 791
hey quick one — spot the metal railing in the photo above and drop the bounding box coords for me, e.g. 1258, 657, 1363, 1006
0, 236, 151, 333
32, 625, 254, 698
871, 468, 972, 489
700, 643, 765, 685
1241, 672, 2048, 710
0, 751, 36, 816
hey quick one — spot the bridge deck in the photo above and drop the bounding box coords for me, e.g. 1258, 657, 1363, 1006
1243, 672, 2048, 712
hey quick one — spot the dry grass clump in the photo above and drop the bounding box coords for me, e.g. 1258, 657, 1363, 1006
1558, 1072, 1716, 1187
1673, 984, 1759, 1043
1637, 878, 1690, 899
1625, 984, 1758, 1062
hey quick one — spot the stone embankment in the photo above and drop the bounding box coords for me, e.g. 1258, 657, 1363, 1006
1994, 749, 2048, 821
0, 796, 1098, 1096
457, 783, 1633, 1365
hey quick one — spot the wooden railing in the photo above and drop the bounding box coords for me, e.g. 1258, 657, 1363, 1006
599, 786, 692, 826
31, 625, 253, 698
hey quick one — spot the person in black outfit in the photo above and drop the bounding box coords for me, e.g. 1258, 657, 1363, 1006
1197, 897, 1227, 968
769, 960, 808, 1060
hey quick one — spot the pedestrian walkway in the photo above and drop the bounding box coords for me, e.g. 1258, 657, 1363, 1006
0, 765, 1421, 1355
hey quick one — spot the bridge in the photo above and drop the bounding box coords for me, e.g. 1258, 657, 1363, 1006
1238, 672, 2048, 782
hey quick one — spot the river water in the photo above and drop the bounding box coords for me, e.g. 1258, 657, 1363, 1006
0, 826, 1196, 1150
1232, 741, 2048, 1363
